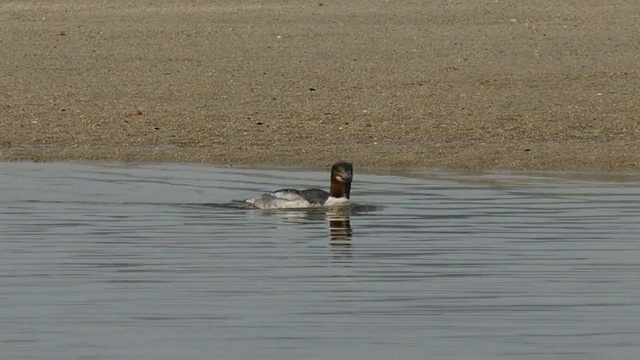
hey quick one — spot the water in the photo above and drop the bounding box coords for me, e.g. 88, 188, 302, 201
1, 163, 639, 360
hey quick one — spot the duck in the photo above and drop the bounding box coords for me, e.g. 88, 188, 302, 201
245, 161, 353, 209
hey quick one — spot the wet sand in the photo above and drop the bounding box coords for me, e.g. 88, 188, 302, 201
2, 1, 639, 171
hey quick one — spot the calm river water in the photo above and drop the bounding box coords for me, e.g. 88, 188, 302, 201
1, 163, 639, 360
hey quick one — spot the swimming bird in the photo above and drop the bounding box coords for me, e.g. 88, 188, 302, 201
245, 161, 353, 209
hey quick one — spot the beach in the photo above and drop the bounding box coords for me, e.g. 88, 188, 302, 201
1, 0, 639, 171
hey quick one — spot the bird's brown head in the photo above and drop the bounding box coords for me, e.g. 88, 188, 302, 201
330, 161, 353, 199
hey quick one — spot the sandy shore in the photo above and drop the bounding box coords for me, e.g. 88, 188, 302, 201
1, 1, 639, 171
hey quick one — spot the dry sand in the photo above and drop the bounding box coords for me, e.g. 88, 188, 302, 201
1, 1, 639, 171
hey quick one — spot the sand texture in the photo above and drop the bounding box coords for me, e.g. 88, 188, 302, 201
1, 1, 639, 171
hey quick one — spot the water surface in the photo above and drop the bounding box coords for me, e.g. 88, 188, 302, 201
1, 163, 640, 360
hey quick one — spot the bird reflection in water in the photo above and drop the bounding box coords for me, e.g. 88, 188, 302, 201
256, 205, 354, 245
328, 206, 352, 245
327, 206, 353, 261
236, 202, 378, 254
265, 205, 355, 259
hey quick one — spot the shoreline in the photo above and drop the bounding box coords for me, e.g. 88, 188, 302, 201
3, 141, 638, 172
